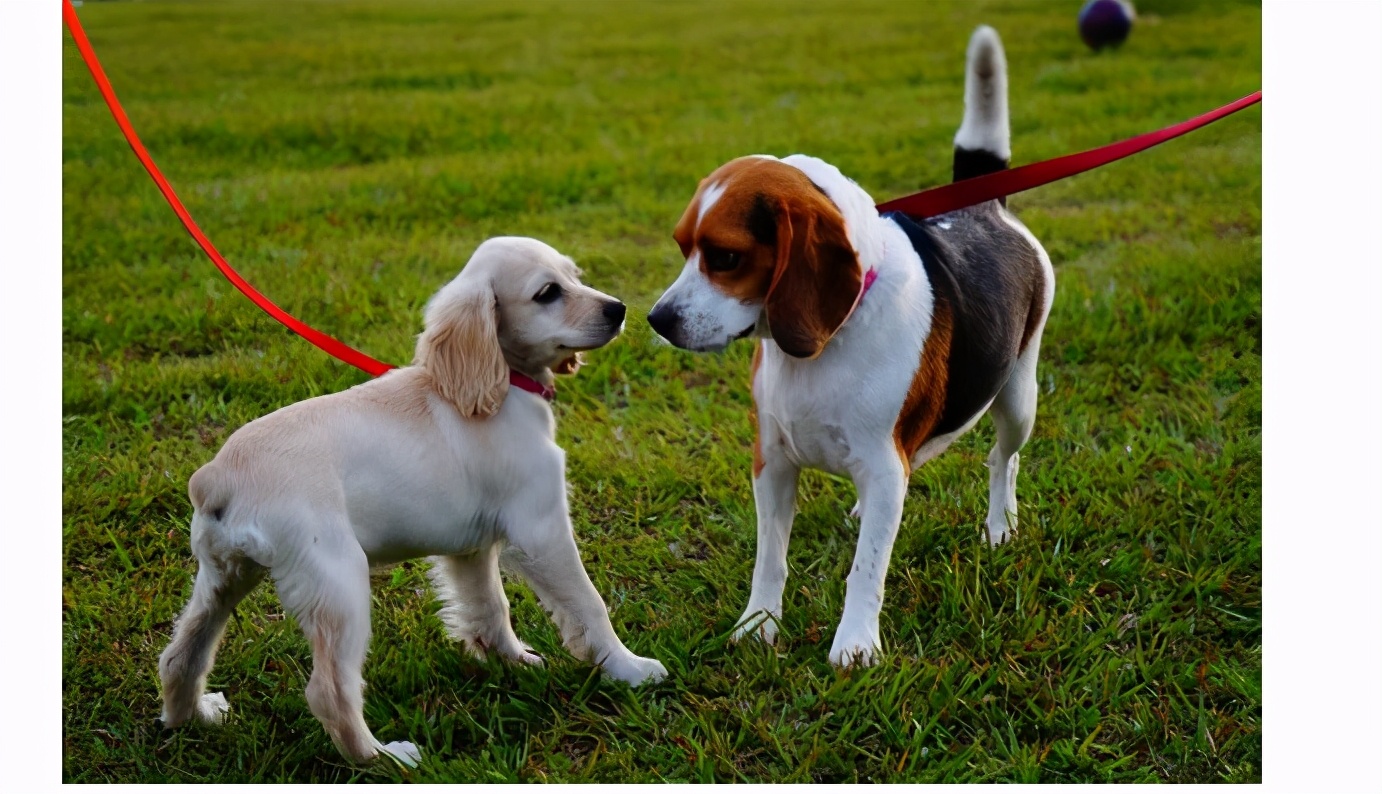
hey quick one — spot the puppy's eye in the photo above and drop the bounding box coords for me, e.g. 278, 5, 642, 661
704, 248, 741, 273
533, 283, 562, 304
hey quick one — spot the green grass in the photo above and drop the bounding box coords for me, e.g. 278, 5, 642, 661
62, 0, 1261, 783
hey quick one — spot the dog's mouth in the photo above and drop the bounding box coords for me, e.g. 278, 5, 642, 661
557, 331, 621, 353
732, 322, 756, 341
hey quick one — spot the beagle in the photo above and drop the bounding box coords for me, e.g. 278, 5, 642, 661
647, 27, 1054, 667
156, 237, 666, 767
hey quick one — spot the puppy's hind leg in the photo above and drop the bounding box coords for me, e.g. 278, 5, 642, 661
157, 547, 265, 729
429, 544, 541, 665
985, 341, 1041, 546
275, 536, 419, 767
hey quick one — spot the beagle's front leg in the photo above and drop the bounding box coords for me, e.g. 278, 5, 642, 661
732, 446, 801, 645
830, 446, 908, 667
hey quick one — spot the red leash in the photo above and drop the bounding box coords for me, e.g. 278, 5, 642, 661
62, 0, 393, 377
877, 90, 1262, 216
63, 0, 1260, 377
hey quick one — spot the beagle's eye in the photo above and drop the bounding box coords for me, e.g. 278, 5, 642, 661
533, 283, 562, 304
704, 247, 741, 273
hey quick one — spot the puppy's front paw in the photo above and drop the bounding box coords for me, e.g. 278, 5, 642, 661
731, 609, 780, 645
828, 627, 881, 669
602, 654, 668, 686
194, 692, 230, 725
381, 740, 421, 768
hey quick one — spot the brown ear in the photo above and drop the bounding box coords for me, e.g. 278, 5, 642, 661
763, 193, 863, 359
551, 352, 585, 376
414, 283, 509, 418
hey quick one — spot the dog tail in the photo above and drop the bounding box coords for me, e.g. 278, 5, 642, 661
188, 463, 232, 524
953, 25, 1011, 188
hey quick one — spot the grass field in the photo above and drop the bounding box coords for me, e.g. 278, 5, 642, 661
61, 0, 1262, 783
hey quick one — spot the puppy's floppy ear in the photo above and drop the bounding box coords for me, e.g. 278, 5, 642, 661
551, 352, 585, 376
763, 191, 863, 359
414, 282, 509, 418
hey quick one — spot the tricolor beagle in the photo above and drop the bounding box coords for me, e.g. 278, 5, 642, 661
647, 27, 1055, 667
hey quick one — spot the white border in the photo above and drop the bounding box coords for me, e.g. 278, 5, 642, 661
1262, 1, 1382, 792
1, 0, 63, 790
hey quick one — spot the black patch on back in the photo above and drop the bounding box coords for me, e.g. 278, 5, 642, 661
748, 193, 777, 245
885, 204, 1045, 437
952, 147, 1010, 206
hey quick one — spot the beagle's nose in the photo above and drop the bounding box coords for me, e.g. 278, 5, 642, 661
603, 301, 627, 324
646, 304, 676, 341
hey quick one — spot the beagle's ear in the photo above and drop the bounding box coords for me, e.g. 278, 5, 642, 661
414, 282, 509, 418
551, 351, 585, 376
763, 193, 863, 359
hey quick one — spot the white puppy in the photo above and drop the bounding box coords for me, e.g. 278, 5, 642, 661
156, 236, 667, 767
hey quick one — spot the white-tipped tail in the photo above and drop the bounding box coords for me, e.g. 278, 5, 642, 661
953, 25, 1010, 163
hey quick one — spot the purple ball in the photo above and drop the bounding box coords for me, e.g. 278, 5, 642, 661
1079, 0, 1134, 51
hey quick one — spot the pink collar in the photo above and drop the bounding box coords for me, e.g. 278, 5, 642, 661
860, 267, 879, 298
509, 370, 555, 401
838, 266, 879, 329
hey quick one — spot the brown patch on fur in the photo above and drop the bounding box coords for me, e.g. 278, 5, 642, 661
414, 285, 508, 418
750, 342, 765, 478
893, 298, 955, 467
676, 157, 863, 358
672, 160, 778, 306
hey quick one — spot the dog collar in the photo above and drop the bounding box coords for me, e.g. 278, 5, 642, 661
509, 370, 555, 402
860, 267, 879, 299
836, 266, 879, 331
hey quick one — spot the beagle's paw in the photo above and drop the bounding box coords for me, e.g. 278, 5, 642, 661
602, 654, 668, 686
985, 514, 1016, 547
731, 609, 780, 645
828, 626, 881, 669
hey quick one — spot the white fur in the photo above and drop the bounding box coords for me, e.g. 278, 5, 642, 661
156, 237, 665, 768
953, 25, 1010, 160
720, 28, 1053, 667
732, 162, 938, 664
648, 250, 762, 351
697, 180, 726, 223
733, 160, 1053, 667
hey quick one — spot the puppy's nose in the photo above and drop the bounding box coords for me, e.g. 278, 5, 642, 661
646, 304, 676, 341
603, 301, 627, 324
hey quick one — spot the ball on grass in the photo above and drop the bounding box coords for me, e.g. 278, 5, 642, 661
1078, 0, 1135, 51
